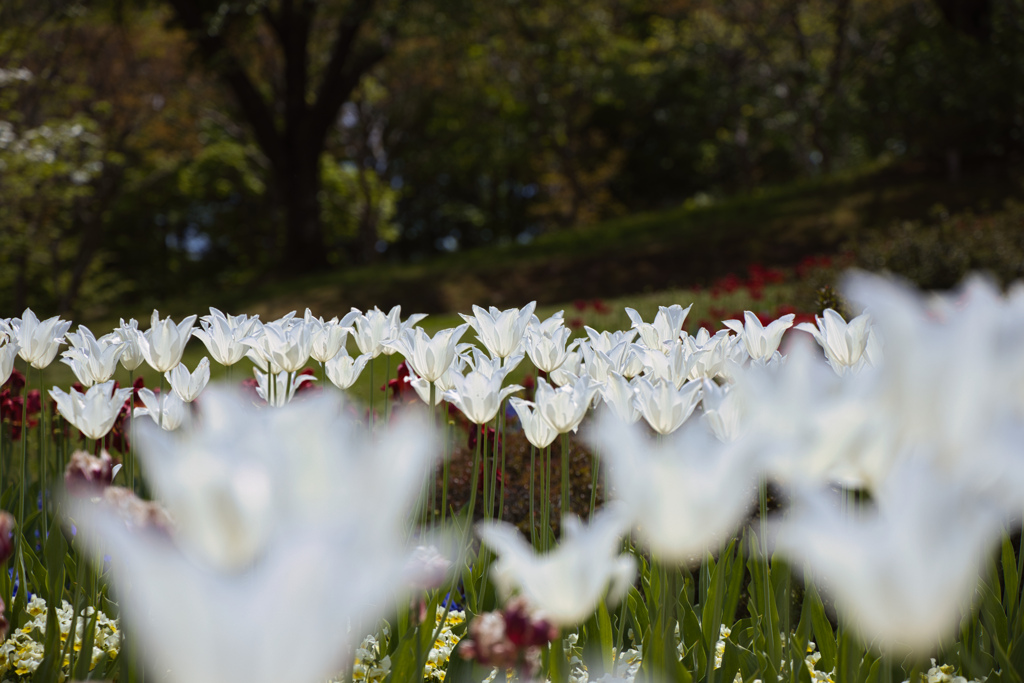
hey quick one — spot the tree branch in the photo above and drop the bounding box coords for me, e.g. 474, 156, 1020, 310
165, 0, 284, 168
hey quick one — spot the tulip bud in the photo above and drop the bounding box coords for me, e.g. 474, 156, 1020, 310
101, 486, 173, 534
65, 449, 117, 496
0, 511, 15, 564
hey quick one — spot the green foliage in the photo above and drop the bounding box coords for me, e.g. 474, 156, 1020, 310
856, 202, 1024, 290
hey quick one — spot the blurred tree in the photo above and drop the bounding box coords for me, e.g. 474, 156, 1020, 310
161, 0, 407, 272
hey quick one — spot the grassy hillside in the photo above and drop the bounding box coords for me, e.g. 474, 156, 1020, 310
95, 158, 1022, 327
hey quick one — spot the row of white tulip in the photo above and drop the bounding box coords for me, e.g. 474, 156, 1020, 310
4, 270, 1024, 670
0, 291, 873, 444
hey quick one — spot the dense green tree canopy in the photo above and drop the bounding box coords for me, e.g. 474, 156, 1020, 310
1, 0, 1021, 313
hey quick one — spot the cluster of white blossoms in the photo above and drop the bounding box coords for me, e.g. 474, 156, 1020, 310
0, 596, 119, 679
424, 606, 467, 681
349, 633, 391, 683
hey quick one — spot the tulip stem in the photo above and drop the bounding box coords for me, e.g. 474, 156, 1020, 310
429, 381, 437, 525
497, 400, 507, 521
561, 432, 570, 522
542, 445, 551, 552
368, 359, 374, 431
384, 354, 391, 425
481, 421, 491, 520
128, 369, 134, 494
466, 423, 482, 523
758, 477, 776, 668
441, 404, 451, 529
37, 366, 47, 533
529, 444, 537, 548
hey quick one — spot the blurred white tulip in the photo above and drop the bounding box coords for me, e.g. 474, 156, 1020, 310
775, 458, 1006, 654
69, 388, 442, 683
585, 410, 758, 563
477, 503, 635, 626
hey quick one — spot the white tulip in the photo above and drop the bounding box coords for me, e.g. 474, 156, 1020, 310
461, 302, 537, 359
50, 381, 132, 440
388, 324, 470, 383
598, 373, 642, 424
477, 503, 636, 626
636, 340, 697, 389
13, 308, 71, 369
625, 304, 692, 352
306, 309, 360, 364
524, 324, 578, 374
254, 369, 315, 407
634, 377, 701, 435
583, 326, 637, 354
194, 308, 261, 367
0, 335, 18, 386
723, 311, 795, 363
61, 325, 125, 387
534, 375, 599, 434
444, 367, 522, 425
167, 357, 211, 402
135, 388, 189, 431
243, 320, 313, 374
140, 310, 197, 373
113, 318, 146, 371
509, 397, 559, 449
796, 308, 873, 375
549, 350, 582, 387
325, 349, 370, 390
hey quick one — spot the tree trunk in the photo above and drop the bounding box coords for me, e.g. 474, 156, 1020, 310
279, 150, 328, 272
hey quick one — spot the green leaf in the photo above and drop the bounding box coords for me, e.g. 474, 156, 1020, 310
628, 586, 650, 641
806, 583, 837, 674
597, 600, 615, 673
1004, 534, 1019, 620
74, 610, 100, 680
